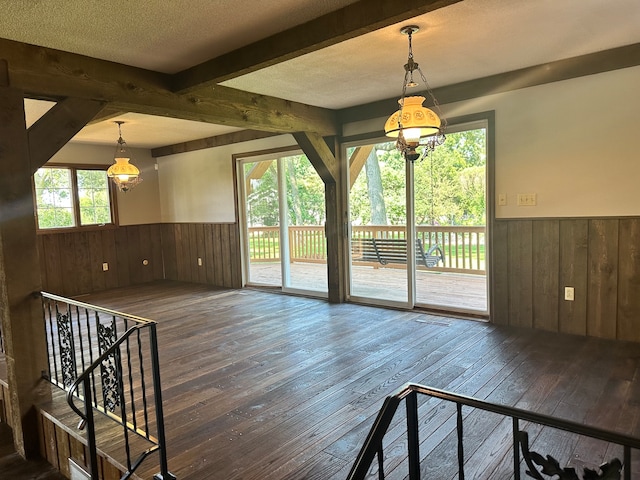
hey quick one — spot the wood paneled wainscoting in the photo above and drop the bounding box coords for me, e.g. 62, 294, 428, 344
35, 218, 640, 342
160, 223, 242, 289
37, 222, 242, 297
37, 225, 165, 297
492, 217, 640, 342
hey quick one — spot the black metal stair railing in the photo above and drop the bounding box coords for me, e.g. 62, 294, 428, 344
41, 292, 176, 480
347, 383, 640, 480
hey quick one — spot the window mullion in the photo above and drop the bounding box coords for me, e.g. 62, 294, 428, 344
71, 167, 81, 227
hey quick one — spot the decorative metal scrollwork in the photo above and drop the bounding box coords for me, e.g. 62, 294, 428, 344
518, 431, 622, 480
57, 311, 76, 387
98, 322, 120, 412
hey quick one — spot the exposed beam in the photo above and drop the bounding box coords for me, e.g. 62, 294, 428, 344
244, 160, 275, 194
0, 59, 7, 87
293, 131, 339, 184
88, 106, 125, 125
293, 132, 346, 303
172, 0, 462, 93
152, 130, 283, 158
1, 38, 338, 135
348, 145, 374, 188
339, 43, 640, 125
28, 97, 106, 173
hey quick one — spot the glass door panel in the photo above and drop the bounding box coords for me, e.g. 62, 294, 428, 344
281, 154, 328, 294
244, 159, 282, 286
348, 142, 408, 304
413, 127, 488, 313
241, 154, 327, 296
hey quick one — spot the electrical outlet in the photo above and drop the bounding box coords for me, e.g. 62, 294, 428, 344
564, 287, 575, 301
197, 257, 203, 266
102, 262, 109, 271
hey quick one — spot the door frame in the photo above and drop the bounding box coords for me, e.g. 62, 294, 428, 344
342, 111, 495, 316
235, 148, 329, 299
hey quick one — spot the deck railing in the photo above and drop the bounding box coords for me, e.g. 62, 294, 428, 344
41, 292, 175, 480
347, 383, 638, 480
248, 225, 486, 274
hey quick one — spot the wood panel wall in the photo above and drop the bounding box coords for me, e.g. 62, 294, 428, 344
160, 223, 242, 289
38, 412, 125, 480
492, 217, 640, 342
37, 225, 164, 297
34, 218, 638, 342
36, 222, 242, 297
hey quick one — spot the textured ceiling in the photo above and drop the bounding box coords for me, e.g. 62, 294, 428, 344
0, 0, 360, 73
223, 0, 640, 109
4, 0, 640, 148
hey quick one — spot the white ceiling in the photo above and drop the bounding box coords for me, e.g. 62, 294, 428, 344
4, 0, 640, 148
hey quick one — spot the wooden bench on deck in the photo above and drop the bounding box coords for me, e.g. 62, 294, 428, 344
353, 238, 444, 268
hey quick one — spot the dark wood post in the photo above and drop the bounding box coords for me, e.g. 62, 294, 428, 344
293, 131, 347, 303
0, 62, 50, 457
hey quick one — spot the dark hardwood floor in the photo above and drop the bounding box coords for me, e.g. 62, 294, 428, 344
23, 282, 640, 478
0, 424, 67, 480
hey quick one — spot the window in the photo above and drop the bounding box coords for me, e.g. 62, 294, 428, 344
34, 166, 116, 230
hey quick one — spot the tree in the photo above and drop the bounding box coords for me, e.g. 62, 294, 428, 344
414, 129, 486, 226
245, 155, 326, 227
246, 162, 279, 226
364, 149, 388, 225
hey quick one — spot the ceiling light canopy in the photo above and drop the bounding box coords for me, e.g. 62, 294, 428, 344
384, 25, 446, 162
107, 121, 142, 193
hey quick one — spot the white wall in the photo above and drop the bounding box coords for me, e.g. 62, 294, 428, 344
345, 65, 640, 219
50, 66, 639, 224
157, 134, 295, 223
49, 142, 162, 225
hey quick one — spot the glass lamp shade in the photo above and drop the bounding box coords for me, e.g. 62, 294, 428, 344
107, 157, 140, 180
384, 96, 442, 140
107, 157, 142, 192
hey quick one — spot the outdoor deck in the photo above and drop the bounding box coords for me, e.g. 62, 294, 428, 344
249, 262, 488, 313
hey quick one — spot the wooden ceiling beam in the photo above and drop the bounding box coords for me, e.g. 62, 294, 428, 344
28, 97, 106, 173
244, 160, 275, 194
348, 145, 374, 188
293, 131, 339, 185
171, 0, 462, 93
87, 106, 126, 125
339, 42, 640, 125
152, 130, 282, 158
1, 38, 338, 135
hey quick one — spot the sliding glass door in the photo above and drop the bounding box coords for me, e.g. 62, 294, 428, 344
348, 144, 408, 305
413, 125, 488, 313
240, 153, 327, 296
347, 121, 489, 314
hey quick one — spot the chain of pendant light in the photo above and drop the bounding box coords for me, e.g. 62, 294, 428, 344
396, 28, 447, 158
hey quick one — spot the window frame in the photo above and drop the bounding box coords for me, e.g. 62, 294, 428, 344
33, 163, 120, 233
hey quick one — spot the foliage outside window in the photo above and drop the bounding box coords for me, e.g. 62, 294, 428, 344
34, 166, 115, 230
245, 154, 325, 227
349, 128, 486, 227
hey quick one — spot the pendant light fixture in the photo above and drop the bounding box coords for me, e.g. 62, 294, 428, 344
384, 26, 446, 162
107, 121, 142, 192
